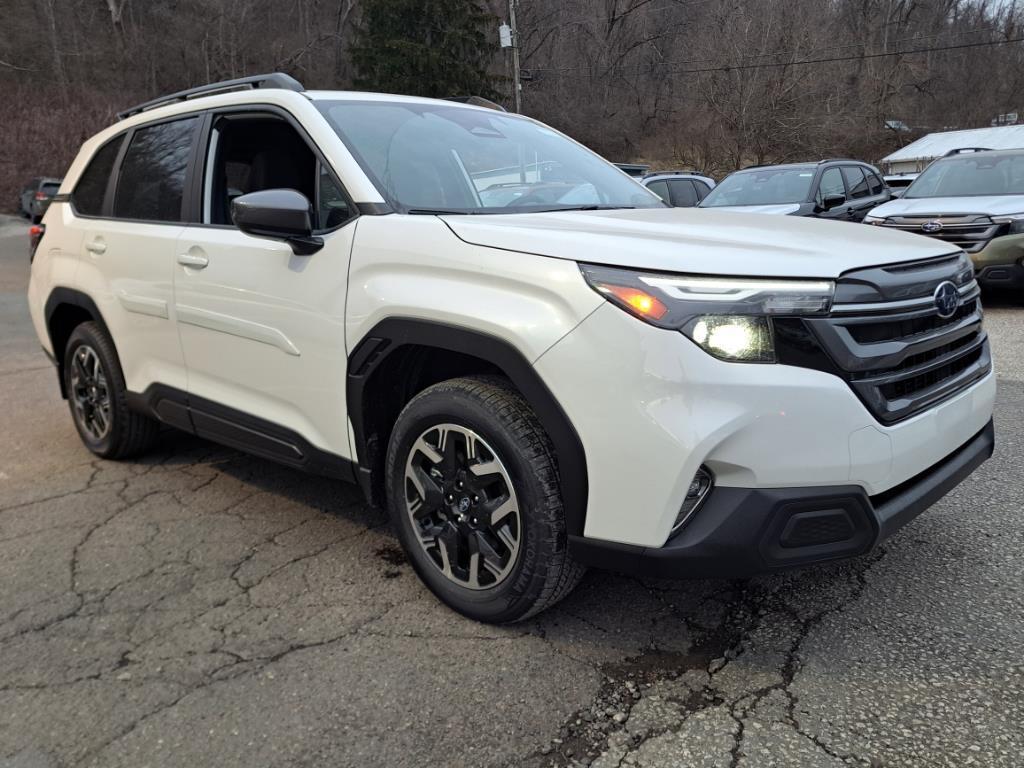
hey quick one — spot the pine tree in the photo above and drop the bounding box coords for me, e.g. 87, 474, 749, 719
352, 0, 498, 99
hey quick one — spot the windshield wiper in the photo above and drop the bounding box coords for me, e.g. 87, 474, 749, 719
528, 204, 637, 212
407, 208, 475, 215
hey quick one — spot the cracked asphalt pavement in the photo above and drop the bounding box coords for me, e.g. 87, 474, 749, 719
1, 215, 1023, 767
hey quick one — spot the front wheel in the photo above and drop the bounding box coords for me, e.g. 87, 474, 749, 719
385, 376, 584, 623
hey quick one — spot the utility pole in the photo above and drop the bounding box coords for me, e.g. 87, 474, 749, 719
508, 0, 522, 113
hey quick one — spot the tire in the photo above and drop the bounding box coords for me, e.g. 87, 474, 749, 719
63, 322, 159, 459
385, 376, 585, 623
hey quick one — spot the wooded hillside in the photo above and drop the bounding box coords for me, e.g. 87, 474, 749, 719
1, 0, 1022, 209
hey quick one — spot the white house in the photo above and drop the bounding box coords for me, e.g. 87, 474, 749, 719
881, 124, 1024, 174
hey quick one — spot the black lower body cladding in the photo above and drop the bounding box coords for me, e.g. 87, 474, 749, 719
569, 420, 995, 579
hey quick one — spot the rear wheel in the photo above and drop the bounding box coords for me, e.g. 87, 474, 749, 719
63, 322, 159, 459
386, 376, 584, 623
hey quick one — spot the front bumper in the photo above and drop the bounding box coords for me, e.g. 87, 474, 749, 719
972, 234, 1024, 290
568, 419, 994, 578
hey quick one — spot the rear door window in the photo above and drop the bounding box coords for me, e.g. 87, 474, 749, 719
72, 137, 123, 217
842, 166, 870, 199
667, 179, 699, 207
866, 171, 884, 196
114, 117, 199, 222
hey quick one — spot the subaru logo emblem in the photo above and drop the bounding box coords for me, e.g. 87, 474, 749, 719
921, 220, 944, 234
933, 281, 959, 319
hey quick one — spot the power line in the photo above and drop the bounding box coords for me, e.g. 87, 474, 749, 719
532, 35, 1024, 78
532, 25, 1001, 73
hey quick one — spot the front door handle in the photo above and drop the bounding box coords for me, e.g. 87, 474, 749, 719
85, 239, 106, 255
177, 249, 209, 269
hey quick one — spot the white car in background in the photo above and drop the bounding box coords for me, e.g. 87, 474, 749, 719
28, 73, 995, 622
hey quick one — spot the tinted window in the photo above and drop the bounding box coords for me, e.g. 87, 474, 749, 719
73, 137, 123, 216
693, 180, 711, 200
867, 171, 884, 196
646, 180, 670, 203
817, 167, 845, 202
842, 166, 870, 199
115, 118, 198, 222
318, 164, 351, 229
667, 179, 699, 206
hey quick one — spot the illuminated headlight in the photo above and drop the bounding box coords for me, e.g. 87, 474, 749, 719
992, 213, 1024, 235
580, 264, 834, 363
686, 316, 774, 362
863, 214, 885, 225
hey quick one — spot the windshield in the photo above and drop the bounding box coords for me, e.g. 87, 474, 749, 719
905, 153, 1024, 198
316, 100, 663, 213
699, 167, 815, 207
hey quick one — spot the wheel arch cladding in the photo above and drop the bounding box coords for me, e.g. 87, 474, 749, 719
347, 318, 589, 537
44, 288, 113, 399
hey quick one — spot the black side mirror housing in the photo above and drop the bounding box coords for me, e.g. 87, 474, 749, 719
820, 193, 846, 212
231, 189, 324, 255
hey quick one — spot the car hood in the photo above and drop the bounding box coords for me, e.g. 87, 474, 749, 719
869, 195, 1024, 218
696, 203, 802, 215
441, 207, 954, 279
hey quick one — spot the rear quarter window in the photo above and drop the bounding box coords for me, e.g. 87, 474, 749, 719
72, 137, 123, 217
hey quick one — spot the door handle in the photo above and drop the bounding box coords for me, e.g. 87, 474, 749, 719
177, 250, 209, 269
85, 239, 106, 255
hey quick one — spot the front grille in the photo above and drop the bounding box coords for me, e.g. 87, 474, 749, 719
775, 254, 992, 425
879, 215, 1003, 253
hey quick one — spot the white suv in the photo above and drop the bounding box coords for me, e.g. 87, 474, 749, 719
29, 74, 996, 622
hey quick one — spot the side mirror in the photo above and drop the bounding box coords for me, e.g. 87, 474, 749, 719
890, 188, 906, 199
231, 189, 323, 255
821, 194, 846, 211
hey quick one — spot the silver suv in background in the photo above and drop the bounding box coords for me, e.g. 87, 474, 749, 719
641, 172, 715, 207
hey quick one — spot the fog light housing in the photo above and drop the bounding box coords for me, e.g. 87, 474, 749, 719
671, 466, 714, 534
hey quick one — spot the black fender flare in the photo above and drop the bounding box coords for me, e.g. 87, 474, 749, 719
43, 287, 113, 398
347, 318, 589, 537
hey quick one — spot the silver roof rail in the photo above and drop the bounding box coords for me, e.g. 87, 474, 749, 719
117, 72, 304, 120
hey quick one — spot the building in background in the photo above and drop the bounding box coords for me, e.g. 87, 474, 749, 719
881, 124, 1024, 174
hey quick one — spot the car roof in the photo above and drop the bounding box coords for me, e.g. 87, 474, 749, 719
643, 172, 713, 182
932, 147, 1024, 161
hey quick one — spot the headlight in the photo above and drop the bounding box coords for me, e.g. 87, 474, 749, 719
580, 264, 835, 363
992, 214, 1024, 235
863, 214, 885, 225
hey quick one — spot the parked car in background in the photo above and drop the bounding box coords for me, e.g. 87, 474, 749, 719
867, 148, 1024, 294
641, 172, 715, 207
19, 177, 62, 222
884, 173, 919, 197
698, 160, 890, 221
614, 162, 650, 178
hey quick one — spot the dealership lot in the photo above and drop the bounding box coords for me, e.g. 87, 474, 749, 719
1, 216, 1022, 767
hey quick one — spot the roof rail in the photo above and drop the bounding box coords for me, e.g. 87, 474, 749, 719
817, 158, 857, 164
117, 72, 305, 120
444, 95, 507, 112
943, 147, 992, 156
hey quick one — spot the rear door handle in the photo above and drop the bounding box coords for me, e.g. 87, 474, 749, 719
85, 239, 106, 255
177, 250, 209, 269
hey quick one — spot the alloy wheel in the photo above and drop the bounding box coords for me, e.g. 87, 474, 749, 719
404, 423, 522, 590
69, 344, 112, 441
